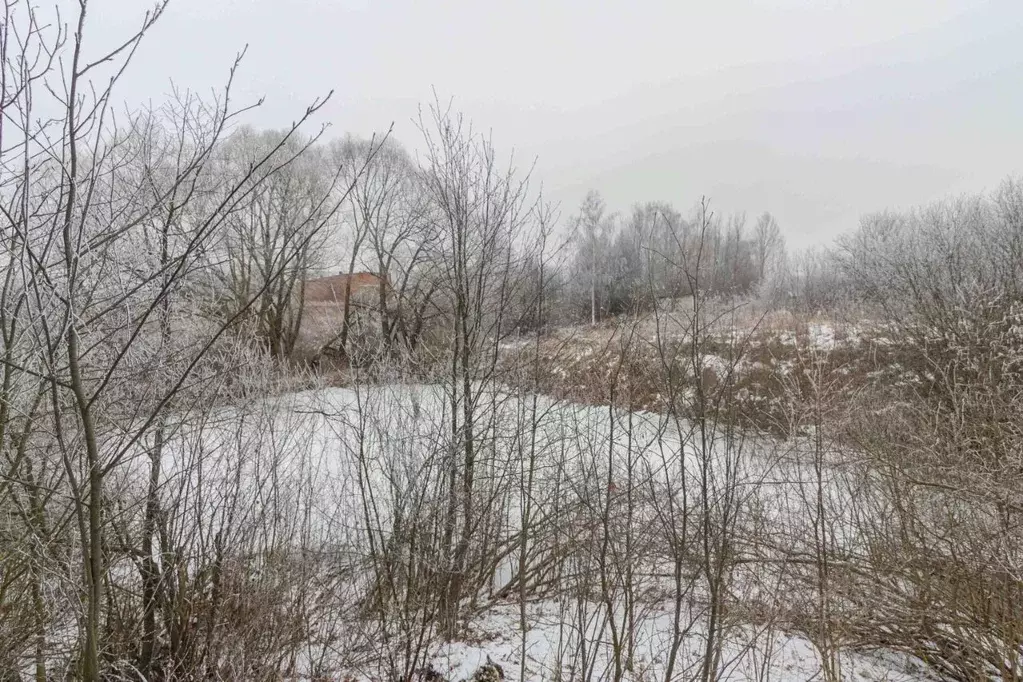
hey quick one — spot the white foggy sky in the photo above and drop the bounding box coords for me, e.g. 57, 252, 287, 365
88, 0, 1023, 245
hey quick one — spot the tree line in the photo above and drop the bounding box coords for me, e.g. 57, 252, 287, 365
2, 1, 1023, 680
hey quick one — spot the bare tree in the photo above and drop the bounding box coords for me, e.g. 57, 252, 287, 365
572, 190, 615, 325
0, 1, 360, 677
416, 98, 535, 635
334, 134, 431, 358
216, 126, 346, 360
752, 212, 784, 285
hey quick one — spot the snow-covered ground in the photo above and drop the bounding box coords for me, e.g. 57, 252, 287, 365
429, 602, 931, 682
107, 383, 935, 681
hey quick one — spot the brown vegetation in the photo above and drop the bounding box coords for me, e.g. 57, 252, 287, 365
1, 2, 1021, 680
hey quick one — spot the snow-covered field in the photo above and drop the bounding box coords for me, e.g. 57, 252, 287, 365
111, 383, 934, 681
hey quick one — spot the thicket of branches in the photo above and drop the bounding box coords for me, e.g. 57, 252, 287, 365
822, 182, 1023, 679
2, 2, 1022, 681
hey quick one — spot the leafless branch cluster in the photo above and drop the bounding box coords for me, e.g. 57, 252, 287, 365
1, 2, 1021, 681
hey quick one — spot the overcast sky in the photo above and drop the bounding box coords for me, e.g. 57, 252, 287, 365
88, 0, 1023, 246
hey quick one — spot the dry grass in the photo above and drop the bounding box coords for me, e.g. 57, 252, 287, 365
501, 305, 919, 437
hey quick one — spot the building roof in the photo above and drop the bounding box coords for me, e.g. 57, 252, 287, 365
303, 272, 386, 305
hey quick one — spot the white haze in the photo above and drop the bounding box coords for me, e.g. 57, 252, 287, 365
84, 0, 1023, 245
